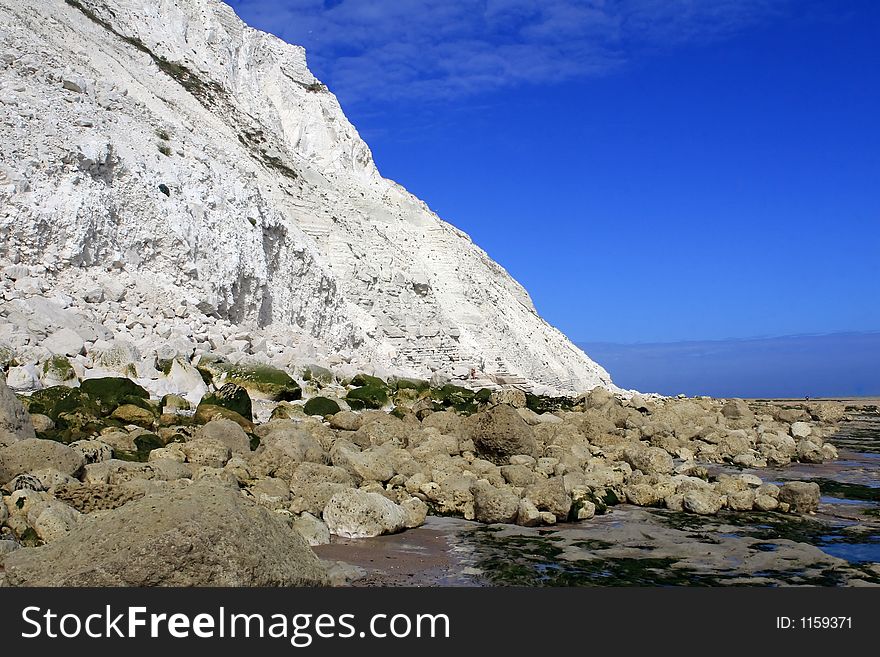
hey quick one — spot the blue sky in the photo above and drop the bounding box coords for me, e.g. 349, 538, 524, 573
225, 0, 880, 345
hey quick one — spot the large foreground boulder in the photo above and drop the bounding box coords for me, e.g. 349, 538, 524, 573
1, 375, 36, 447
1, 483, 328, 586
462, 404, 539, 464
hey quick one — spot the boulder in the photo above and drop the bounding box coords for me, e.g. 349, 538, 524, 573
80, 377, 150, 415
778, 481, 820, 513
249, 426, 324, 478
198, 361, 301, 402
182, 439, 232, 468
192, 418, 251, 454
1, 483, 328, 586
289, 463, 355, 515
329, 410, 361, 431
401, 497, 428, 528
462, 404, 539, 464
472, 481, 519, 524
110, 403, 157, 428
199, 383, 253, 421
0, 439, 85, 484
790, 421, 812, 438
522, 476, 571, 520
721, 399, 755, 429
682, 489, 724, 515
41, 328, 85, 356
303, 396, 341, 417
26, 499, 82, 542
193, 404, 254, 431
345, 382, 389, 409
292, 512, 331, 546
323, 488, 407, 538
623, 445, 674, 476
330, 442, 394, 483
1, 375, 36, 447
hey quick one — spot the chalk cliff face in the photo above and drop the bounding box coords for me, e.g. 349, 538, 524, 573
0, 0, 613, 394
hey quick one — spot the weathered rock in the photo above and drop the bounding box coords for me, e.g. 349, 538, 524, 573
401, 497, 428, 528
754, 493, 780, 511
778, 481, 820, 513
726, 489, 756, 511
80, 377, 149, 415
796, 440, 825, 464
462, 404, 539, 464
323, 488, 407, 538
790, 421, 812, 438
192, 418, 251, 454
29, 413, 55, 434
500, 463, 537, 487
289, 463, 355, 515
329, 410, 362, 431
682, 489, 724, 515
516, 498, 542, 526
330, 441, 394, 483
292, 512, 331, 546
623, 444, 674, 476
0, 438, 85, 484
182, 439, 232, 468
522, 476, 571, 520
250, 426, 324, 479
2, 483, 328, 586
1, 374, 36, 447
721, 399, 755, 429
472, 481, 520, 524
41, 328, 85, 356
26, 499, 82, 542
351, 414, 408, 448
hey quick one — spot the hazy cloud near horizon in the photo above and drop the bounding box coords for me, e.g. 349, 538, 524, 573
226, 0, 790, 105
581, 332, 880, 398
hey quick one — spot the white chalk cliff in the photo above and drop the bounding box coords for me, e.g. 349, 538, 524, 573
0, 0, 613, 394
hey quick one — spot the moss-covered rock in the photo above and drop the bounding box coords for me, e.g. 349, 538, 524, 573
193, 403, 254, 432
197, 359, 301, 401
525, 393, 576, 414
474, 388, 493, 404
301, 364, 335, 386
80, 377, 149, 415
24, 386, 97, 421
350, 373, 386, 389
160, 394, 191, 413
346, 384, 388, 409
431, 384, 478, 414
41, 355, 77, 385
393, 377, 430, 392
199, 383, 252, 421
303, 396, 341, 417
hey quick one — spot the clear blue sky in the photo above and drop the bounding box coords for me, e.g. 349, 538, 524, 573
226, 0, 880, 344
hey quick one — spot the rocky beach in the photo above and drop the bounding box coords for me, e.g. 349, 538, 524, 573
3, 341, 876, 585
1, 0, 878, 589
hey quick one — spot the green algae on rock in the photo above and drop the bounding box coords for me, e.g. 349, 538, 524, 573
197, 359, 301, 401
303, 396, 341, 417
199, 383, 253, 421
